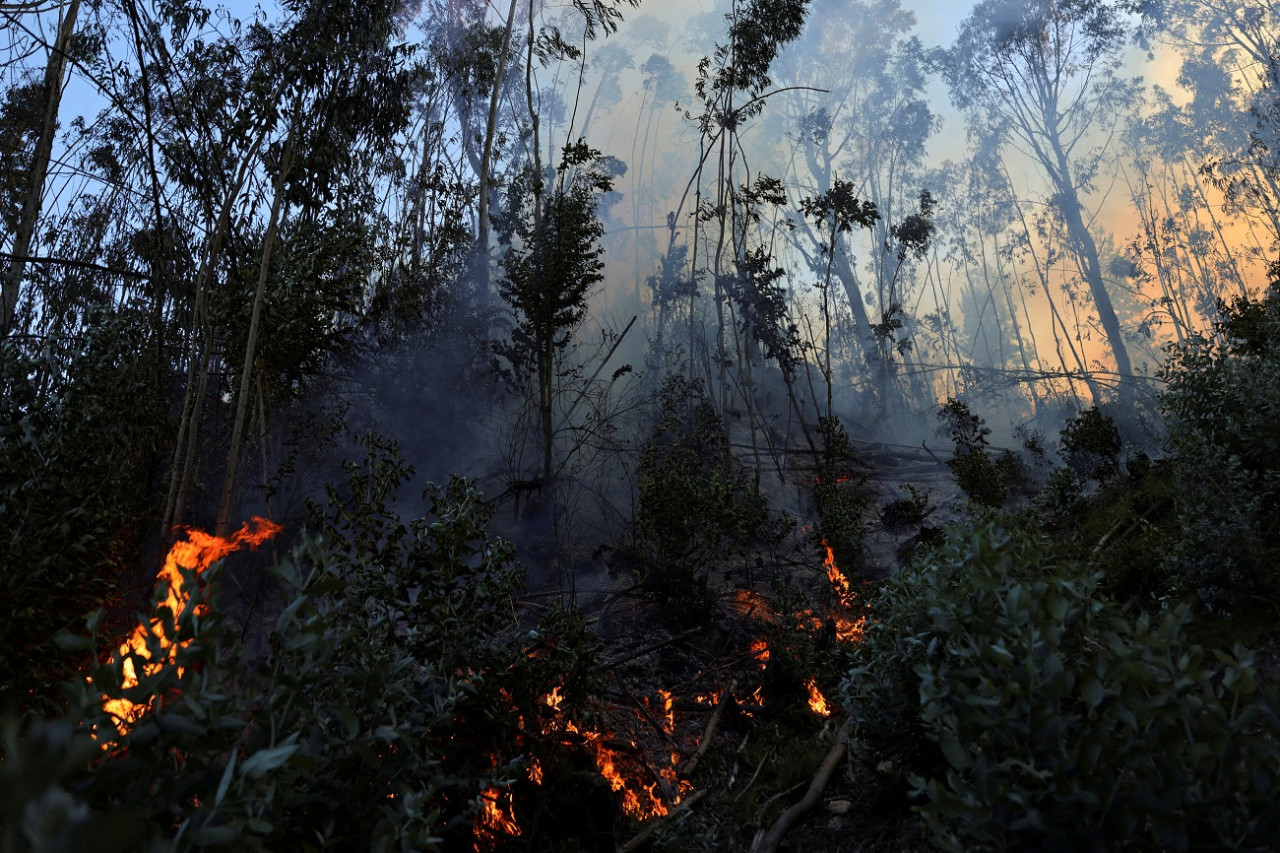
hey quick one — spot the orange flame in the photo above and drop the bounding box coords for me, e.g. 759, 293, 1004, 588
806, 677, 833, 717
822, 539, 851, 599
534, 688, 681, 821
833, 612, 866, 643
476, 787, 521, 849
101, 517, 282, 732
657, 690, 674, 734
750, 637, 770, 666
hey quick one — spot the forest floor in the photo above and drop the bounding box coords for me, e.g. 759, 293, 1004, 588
497, 437, 969, 851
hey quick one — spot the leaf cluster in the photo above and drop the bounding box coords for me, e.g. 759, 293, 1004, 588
0, 311, 170, 709
627, 377, 783, 623
1159, 270, 1280, 612
843, 519, 1280, 852
936, 398, 1024, 507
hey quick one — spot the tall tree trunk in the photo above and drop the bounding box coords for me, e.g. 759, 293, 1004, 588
474, 0, 521, 302
215, 130, 296, 536
2, 0, 81, 335
1055, 173, 1134, 408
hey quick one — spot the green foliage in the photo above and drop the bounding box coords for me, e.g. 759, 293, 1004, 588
1059, 406, 1122, 483
1159, 272, 1280, 612
842, 519, 1280, 852
496, 145, 615, 384
0, 76, 43, 235
698, 0, 812, 106
627, 377, 782, 623
213, 212, 371, 400
936, 398, 1023, 507
812, 416, 867, 579
880, 485, 930, 530
0, 311, 170, 709
3, 444, 606, 852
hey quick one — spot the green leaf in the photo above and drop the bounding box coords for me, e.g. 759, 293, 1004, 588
938, 729, 971, 770
53, 630, 96, 652
240, 739, 300, 779
215, 748, 237, 807
1081, 678, 1103, 709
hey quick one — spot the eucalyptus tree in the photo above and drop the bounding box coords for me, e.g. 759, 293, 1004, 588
665, 0, 811, 416
1129, 0, 1280, 265
1, 0, 84, 336
771, 0, 939, 417
494, 141, 617, 490
469, 0, 638, 302
940, 0, 1139, 411
1118, 89, 1250, 348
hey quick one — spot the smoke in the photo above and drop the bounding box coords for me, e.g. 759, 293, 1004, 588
501, 0, 1276, 446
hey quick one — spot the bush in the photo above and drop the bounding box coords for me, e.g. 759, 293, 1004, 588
1058, 406, 1122, 484
813, 415, 868, 578
841, 519, 1280, 852
626, 376, 782, 622
0, 310, 171, 709
1160, 270, 1280, 612
936, 399, 1023, 507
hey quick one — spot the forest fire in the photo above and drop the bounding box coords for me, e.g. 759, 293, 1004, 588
822, 540, 867, 642
806, 677, 833, 717
476, 683, 687, 846
476, 787, 522, 849
750, 637, 771, 665
823, 540, 851, 600
99, 517, 282, 733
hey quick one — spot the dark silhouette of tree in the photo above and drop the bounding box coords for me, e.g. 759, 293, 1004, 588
496, 141, 617, 487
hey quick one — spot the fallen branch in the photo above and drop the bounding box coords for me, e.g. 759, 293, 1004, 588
752, 716, 851, 853
680, 681, 734, 777
600, 627, 703, 671
617, 789, 706, 853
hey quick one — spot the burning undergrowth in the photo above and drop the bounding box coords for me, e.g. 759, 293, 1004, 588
10, 429, 878, 852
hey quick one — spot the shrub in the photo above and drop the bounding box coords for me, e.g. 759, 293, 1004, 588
0, 310, 170, 709
2, 455, 607, 851
1160, 270, 1280, 612
626, 376, 782, 622
813, 415, 868, 578
1058, 406, 1122, 484
936, 399, 1022, 507
841, 519, 1280, 851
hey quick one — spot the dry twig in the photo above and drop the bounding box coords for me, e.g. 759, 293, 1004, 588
680, 680, 734, 776
616, 789, 707, 853
752, 716, 852, 853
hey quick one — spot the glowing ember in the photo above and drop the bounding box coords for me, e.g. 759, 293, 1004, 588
806, 677, 833, 717
834, 612, 866, 643
729, 588, 776, 620
476, 787, 521, 849
528, 757, 543, 785
101, 517, 282, 732
657, 689, 674, 733
750, 638, 770, 666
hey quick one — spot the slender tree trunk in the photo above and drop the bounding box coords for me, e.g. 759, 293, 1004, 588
215, 130, 296, 536
474, 0, 521, 301
1046, 139, 1133, 410
2, 0, 81, 335
163, 117, 277, 533
123, 0, 170, 380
